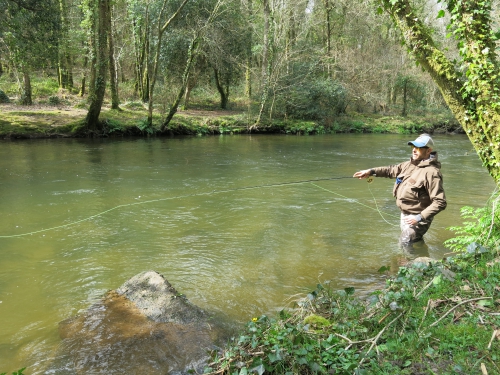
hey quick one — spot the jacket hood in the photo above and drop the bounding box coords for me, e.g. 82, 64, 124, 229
415, 151, 441, 169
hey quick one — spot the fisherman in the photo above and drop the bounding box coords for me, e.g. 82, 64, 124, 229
353, 134, 447, 244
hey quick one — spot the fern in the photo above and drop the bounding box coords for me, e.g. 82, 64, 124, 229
445, 190, 500, 252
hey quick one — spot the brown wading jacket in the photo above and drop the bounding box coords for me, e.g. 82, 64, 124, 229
371, 152, 447, 221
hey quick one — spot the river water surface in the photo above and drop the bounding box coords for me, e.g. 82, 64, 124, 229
0, 134, 496, 372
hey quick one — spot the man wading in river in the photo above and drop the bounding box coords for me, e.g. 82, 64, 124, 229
353, 134, 447, 245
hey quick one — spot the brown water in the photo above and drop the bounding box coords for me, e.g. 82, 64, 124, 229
0, 134, 496, 372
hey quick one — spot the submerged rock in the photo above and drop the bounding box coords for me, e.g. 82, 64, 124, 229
45, 271, 234, 374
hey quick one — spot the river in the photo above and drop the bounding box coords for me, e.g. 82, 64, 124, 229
0, 133, 496, 372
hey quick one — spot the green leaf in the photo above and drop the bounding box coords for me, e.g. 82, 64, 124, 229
437, 10, 445, 19
477, 299, 492, 307
432, 275, 442, 285
268, 349, 282, 363
344, 287, 355, 295
378, 265, 391, 273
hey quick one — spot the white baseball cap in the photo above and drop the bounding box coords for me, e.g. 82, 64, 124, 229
408, 134, 434, 148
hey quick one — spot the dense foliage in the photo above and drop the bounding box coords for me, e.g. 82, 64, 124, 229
0, 0, 460, 126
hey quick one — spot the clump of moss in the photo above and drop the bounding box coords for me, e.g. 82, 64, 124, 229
303, 314, 331, 328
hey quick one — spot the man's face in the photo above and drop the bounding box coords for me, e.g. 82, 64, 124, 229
412, 146, 432, 161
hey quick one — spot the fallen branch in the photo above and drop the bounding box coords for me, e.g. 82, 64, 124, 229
357, 312, 403, 369
418, 299, 432, 331
415, 278, 435, 299
487, 329, 499, 350
429, 297, 493, 328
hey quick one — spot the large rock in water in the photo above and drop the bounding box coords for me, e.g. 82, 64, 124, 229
45, 271, 234, 374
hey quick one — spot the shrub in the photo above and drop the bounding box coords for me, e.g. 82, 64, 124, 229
48, 96, 61, 105
136, 118, 156, 135
0, 89, 9, 103
284, 78, 347, 122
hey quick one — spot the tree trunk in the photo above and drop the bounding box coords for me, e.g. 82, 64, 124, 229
183, 75, 197, 110
253, 0, 271, 127
147, 0, 190, 125
80, 53, 88, 97
142, 7, 150, 103
161, 37, 199, 131
106, 0, 119, 109
244, 0, 252, 99
132, 16, 146, 99
20, 70, 32, 105
85, 0, 109, 131
401, 78, 408, 117
261, 0, 270, 83
214, 67, 228, 109
324, 0, 332, 78
58, 0, 72, 90
87, 3, 97, 103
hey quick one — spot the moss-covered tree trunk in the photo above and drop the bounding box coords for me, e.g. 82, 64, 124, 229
85, 0, 109, 131
79, 52, 88, 97
182, 75, 197, 110
161, 36, 199, 131
20, 70, 32, 105
244, 0, 252, 99
379, 0, 500, 183
253, 0, 271, 128
106, 0, 119, 109
58, 0, 73, 90
147, 0, 190, 126
214, 67, 229, 109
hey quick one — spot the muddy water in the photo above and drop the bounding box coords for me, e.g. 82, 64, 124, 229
0, 134, 496, 372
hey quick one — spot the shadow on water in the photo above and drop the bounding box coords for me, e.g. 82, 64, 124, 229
45, 287, 237, 374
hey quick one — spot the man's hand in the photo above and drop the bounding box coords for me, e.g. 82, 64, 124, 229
404, 214, 422, 226
353, 170, 371, 179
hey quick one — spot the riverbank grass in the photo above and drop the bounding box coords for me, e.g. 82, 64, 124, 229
0, 103, 460, 138
0, 85, 461, 137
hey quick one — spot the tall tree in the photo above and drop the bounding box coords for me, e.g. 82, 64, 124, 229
254, 0, 272, 126
106, 0, 119, 109
203, 0, 246, 109
378, 0, 500, 182
244, 0, 253, 99
0, 0, 60, 104
128, 0, 150, 102
85, 0, 110, 130
146, 0, 190, 125
161, 0, 226, 129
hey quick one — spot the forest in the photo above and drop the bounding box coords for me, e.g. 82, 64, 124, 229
0, 0, 500, 181
0, 0, 460, 124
